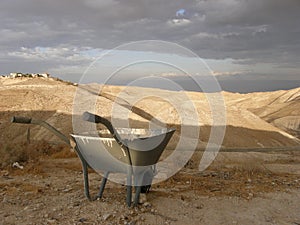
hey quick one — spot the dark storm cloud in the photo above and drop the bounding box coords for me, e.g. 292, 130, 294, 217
0, 0, 299, 80
183, 0, 300, 63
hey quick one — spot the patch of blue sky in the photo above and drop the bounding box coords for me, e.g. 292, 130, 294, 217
176, 9, 186, 17
80, 48, 103, 58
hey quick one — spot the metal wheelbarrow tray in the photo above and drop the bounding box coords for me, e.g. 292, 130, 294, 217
11, 112, 175, 207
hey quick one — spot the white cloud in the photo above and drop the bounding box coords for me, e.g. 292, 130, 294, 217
167, 18, 191, 27
83, 0, 118, 9
220, 32, 241, 38
114, 18, 156, 29
187, 31, 241, 43
194, 32, 219, 39
0, 29, 30, 43
8, 46, 101, 62
49, 64, 86, 76
194, 13, 206, 22
251, 25, 268, 36
212, 71, 244, 76
160, 72, 179, 77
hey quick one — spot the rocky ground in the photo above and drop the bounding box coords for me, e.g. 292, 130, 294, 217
1, 149, 300, 225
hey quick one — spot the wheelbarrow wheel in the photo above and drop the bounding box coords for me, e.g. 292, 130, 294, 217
135, 169, 154, 193
133, 170, 153, 206
141, 184, 151, 193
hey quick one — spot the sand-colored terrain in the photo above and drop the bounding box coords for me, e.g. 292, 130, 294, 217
1, 76, 299, 148
0, 77, 299, 224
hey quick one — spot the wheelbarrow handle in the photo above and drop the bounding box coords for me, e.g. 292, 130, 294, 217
11, 116, 70, 145
11, 116, 32, 124
82, 111, 104, 124
82, 111, 130, 155
82, 111, 114, 135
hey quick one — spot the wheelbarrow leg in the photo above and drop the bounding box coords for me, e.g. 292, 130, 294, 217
75, 146, 93, 201
97, 171, 110, 199
133, 168, 155, 206
132, 173, 144, 206
126, 166, 132, 207
133, 185, 142, 207
82, 159, 92, 200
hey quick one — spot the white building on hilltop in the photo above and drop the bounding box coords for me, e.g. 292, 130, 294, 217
10, 72, 23, 78
10, 73, 17, 78
9, 72, 50, 78
39, 73, 50, 78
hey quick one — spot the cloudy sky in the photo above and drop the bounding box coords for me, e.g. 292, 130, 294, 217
0, 0, 299, 91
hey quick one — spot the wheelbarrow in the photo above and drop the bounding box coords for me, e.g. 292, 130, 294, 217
11, 112, 175, 207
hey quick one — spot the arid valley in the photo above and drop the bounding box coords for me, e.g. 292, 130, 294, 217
0, 77, 299, 225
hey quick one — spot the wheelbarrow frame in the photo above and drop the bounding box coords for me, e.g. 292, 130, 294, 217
11, 112, 175, 207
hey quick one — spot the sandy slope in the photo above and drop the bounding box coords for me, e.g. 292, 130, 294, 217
0, 77, 299, 148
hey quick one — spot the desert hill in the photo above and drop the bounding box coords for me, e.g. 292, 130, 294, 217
221, 87, 300, 139
0, 76, 299, 151
1, 76, 300, 224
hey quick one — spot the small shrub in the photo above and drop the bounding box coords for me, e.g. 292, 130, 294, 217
1, 143, 28, 168
0, 140, 69, 169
